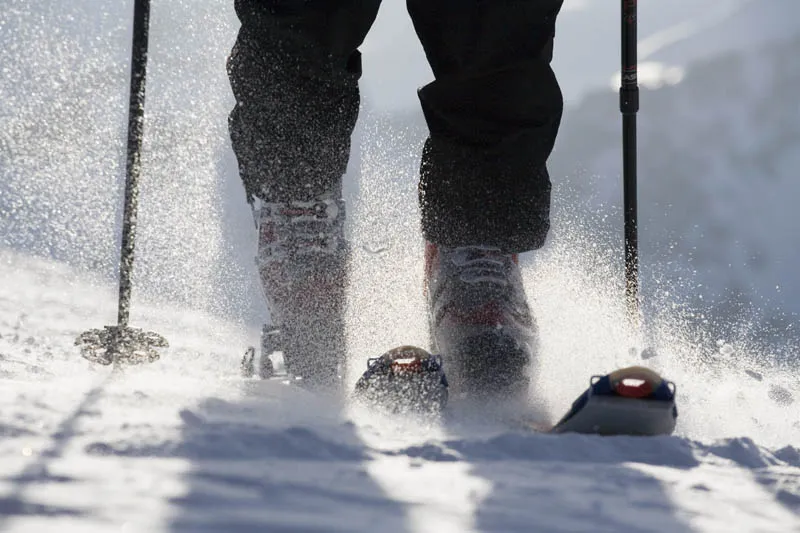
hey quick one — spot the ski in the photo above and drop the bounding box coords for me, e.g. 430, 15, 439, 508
549, 366, 677, 436
241, 341, 677, 437
353, 346, 677, 437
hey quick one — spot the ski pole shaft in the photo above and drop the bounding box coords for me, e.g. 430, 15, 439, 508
117, 0, 151, 328
620, 0, 639, 324
75, 0, 167, 370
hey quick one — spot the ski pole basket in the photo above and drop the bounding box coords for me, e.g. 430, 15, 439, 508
76, 326, 168, 366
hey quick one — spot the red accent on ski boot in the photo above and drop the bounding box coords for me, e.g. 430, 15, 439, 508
255, 197, 348, 389
425, 242, 536, 399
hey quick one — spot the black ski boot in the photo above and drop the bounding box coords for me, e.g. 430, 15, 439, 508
425, 242, 536, 401
253, 195, 349, 390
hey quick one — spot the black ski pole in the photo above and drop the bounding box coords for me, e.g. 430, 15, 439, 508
620, 0, 640, 325
76, 0, 167, 368
118, 0, 150, 330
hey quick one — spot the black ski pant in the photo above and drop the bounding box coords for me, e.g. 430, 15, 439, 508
228, 0, 564, 253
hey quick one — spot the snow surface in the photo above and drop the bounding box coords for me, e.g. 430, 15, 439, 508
1, 246, 799, 532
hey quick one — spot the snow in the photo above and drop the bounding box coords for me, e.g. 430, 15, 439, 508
2, 246, 799, 532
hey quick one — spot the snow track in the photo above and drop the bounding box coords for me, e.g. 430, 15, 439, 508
1, 251, 798, 532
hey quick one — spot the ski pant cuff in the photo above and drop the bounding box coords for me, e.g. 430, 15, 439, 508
417, 61, 562, 253
419, 136, 552, 253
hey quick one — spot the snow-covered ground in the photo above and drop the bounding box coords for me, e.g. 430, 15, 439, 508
1, 248, 799, 532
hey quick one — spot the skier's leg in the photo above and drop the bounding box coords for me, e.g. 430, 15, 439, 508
408, 0, 563, 252
408, 0, 565, 398
228, 0, 381, 388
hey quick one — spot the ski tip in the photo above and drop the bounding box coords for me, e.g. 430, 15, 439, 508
353, 345, 448, 413
383, 345, 433, 359
552, 366, 678, 437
